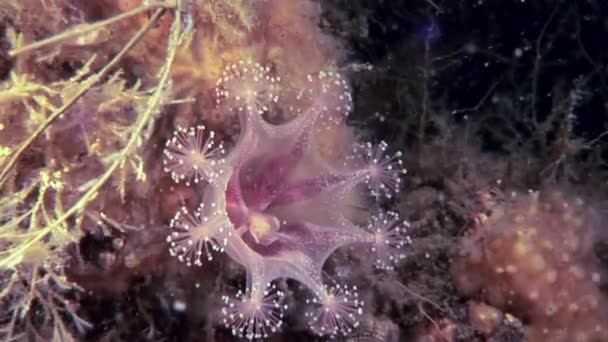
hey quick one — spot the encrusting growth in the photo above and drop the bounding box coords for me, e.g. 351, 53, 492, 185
305, 284, 364, 337
452, 190, 608, 341
162, 60, 410, 339
360, 141, 407, 199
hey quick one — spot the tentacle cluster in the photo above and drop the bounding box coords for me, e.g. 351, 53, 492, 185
162, 125, 226, 186
369, 211, 411, 270
221, 283, 287, 340
305, 284, 364, 337
356, 140, 407, 199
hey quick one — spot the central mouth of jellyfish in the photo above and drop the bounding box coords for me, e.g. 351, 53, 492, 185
224, 164, 294, 257
247, 211, 281, 246
227, 203, 292, 257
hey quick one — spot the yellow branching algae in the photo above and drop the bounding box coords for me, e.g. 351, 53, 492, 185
0, 0, 186, 339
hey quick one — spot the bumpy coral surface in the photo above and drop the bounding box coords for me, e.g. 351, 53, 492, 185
452, 190, 608, 341
162, 61, 409, 339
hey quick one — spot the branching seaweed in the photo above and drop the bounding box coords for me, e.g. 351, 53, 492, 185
0, 0, 187, 339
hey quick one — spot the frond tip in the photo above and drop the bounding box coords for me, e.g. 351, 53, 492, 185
163, 125, 226, 186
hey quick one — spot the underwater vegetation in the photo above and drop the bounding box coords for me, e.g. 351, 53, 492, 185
0, 0, 606, 341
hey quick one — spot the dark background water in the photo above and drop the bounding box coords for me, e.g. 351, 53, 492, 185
324, 0, 608, 156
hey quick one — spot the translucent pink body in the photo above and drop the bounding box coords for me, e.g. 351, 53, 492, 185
163, 62, 409, 339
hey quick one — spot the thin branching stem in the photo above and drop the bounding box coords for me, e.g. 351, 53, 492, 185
531, 4, 560, 126
424, 0, 442, 12
397, 281, 445, 313
8, 1, 173, 57
417, 31, 432, 145
0, 5, 181, 269
587, 130, 608, 147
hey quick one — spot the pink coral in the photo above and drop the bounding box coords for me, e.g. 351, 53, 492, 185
162, 61, 409, 338
451, 190, 608, 341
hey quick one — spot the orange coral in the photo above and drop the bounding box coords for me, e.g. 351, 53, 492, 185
468, 301, 503, 336
452, 190, 608, 341
257, 0, 341, 81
